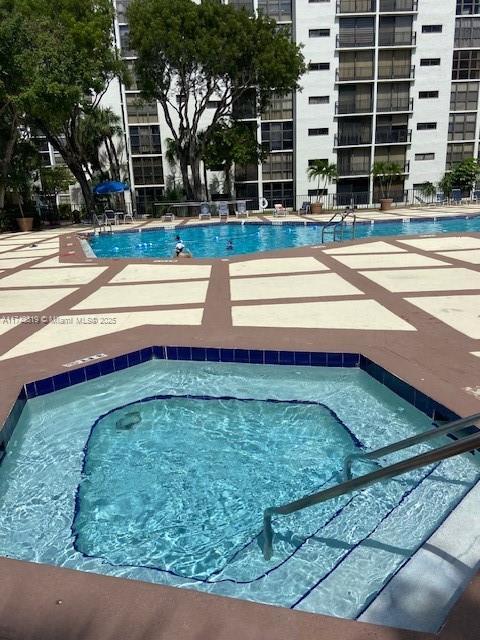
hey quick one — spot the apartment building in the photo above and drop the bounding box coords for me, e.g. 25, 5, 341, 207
106, 0, 480, 213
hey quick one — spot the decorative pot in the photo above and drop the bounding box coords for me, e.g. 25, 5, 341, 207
379, 198, 393, 211
16, 217, 34, 232
310, 201, 323, 214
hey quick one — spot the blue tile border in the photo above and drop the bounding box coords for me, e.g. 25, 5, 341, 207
2, 345, 475, 457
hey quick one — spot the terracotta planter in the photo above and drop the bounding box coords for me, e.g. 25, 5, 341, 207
16, 217, 34, 232
379, 198, 393, 211
310, 201, 323, 214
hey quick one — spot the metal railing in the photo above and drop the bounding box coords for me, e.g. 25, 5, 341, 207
376, 96, 414, 112
321, 207, 357, 242
337, 162, 372, 176
378, 31, 416, 46
336, 0, 376, 12
335, 98, 373, 114
336, 32, 376, 48
375, 127, 412, 143
377, 64, 415, 80
262, 418, 480, 560
335, 131, 372, 146
379, 0, 418, 11
336, 67, 375, 82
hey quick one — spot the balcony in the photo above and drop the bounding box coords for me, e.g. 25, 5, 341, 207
378, 31, 416, 46
377, 64, 415, 80
337, 161, 372, 176
376, 96, 413, 112
375, 127, 411, 143
336, 67, 375, 82
335, 98, 373, 114
336, 32, 375, 48
379, 0, 418, 11
336, 0, 375, 12
335, 131, 372, 146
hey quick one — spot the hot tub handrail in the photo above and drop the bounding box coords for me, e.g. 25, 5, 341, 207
262, 429, 480, 560
344, 411, 480, 480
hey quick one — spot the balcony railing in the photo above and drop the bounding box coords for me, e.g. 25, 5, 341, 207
372, 160, 410, 173
455, 37, 480, 48
336, 32, 376, 48
377, 64, 415, 80
335, 132, 372, 146
379, 0, 418, 11
378, 31, 416, 46
336, 66, 375, 81
375, 128, 412, 143
336, 0, 376, 12
376, 96, 413, 112
335, 98, 373, 114
337, 161, 372, 176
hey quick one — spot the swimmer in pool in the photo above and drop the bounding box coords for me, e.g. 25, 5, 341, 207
226, 240, 233, 250
175, 239, 185, 257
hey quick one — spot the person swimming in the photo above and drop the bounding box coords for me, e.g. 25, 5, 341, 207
226, 239, 233, 250
175, 239, 185, 257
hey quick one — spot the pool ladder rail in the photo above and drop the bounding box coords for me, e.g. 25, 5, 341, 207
92, 213, 112, 234
321, 207, 357, 243
262, 411, 480, 560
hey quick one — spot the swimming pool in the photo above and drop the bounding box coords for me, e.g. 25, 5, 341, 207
87, 215, 480, 259
1, 359, 478, 628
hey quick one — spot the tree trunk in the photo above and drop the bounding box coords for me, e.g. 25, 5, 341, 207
203, 162, 209, 201
69, 161, 96, 214
0, 113, 18, 211
190, 156, 203, 201
224, 162, 233, 198
179, 156, 194, 201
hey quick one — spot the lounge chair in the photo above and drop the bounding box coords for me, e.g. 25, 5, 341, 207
199, 202, 211, 220
298, 201, 311, 215
450, 189, 462, 205
471, 189, 480, 203
273, 203, 287, 217
414, 195, 435, 207
435, 192, 447, 205
104, 209, 117, 224
217, 201, 229, 221
235, 201, 249, 218
162, 211, 175, 222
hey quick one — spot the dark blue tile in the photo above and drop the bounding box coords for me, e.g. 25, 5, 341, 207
127, 351, 141, 367
191, 347, 206, 361
113, 355, 128, 371
25, 382, 37, 399
176, 347, 191, 361
234, 349, 249, 363
364, 360, 385, 384
206, 348, 220, 362
166, 346, 178, 360
311, 352, 327, 366
327, 353, 343, 367
343, 353, 360, 367
264, 350, 279, 365
68, 367, 86, 386
153, 345, 165, 359
99, 358, 115, 375
294, 351, 310, 366
248, 350, 264, 364
413, 391, 433, 418
359, 354, 368, 370
220, 348, 234, 362
18, 387, 27, 401
53, 372, 70, 391
386, 374, 415, 404
139, 347, 153, 362
279, 351, 295, 365
35, 377, 54, 396
433, 404, 458, 423
84, 363, 101, 380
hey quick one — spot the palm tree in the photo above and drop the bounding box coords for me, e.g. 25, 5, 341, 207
78, 108, 124, 181
307, 160, 337, 209
371, 161, 403, 202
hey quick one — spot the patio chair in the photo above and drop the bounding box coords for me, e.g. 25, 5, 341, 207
435, 192, 447, 205
104, 209, 117, 224
162, 211, 175, 222
471, 189, 480, 203
273, 203, 287, 217
217, 201, 229, 221
199, 202, 211, 220
235, 201, 249, 218
414, 195, 435, 207
298, 201, 311, 215
450, 189, 462, 205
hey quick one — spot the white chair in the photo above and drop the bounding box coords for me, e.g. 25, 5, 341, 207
162, 211, 175, 222
235, 201, 249, 218
217, 201, 229, 221
199, 202, 211, 220
273, 203, 287, 217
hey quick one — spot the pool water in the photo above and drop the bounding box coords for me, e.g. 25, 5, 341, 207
88, 215, 480, 259
0, 361, 478, 625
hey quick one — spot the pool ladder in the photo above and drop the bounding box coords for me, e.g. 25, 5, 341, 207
321, 208, 357, 243
262, 411, 480, 560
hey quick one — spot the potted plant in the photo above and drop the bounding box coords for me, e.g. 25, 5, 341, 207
13, 192, 33, 231
307, 160, 337, 214
371, 161, 403, 211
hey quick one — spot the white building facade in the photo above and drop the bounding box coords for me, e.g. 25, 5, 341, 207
107, 0, 480, 213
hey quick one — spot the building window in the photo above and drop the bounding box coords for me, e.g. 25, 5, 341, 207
446, 141, 475, 169
261, 122, 293, 151
417, 122, 437, 130
135, 187, 164, 215
262, 181, 294, 207
234, 163, 258, 182
419, 91, 439, 99
116, 0, 131, 23
455, 17, 480, 47
129, 125, 162, 154
119, 25, 136, 57
262, 152, 293, 180
420, 58, 441, 66
448, 112, 477, 140
309, 96, 330, 104
262, 92, 293, 120
307, 188, 327, 196
234, 182, 259, 209
132, 157, 164, 185
422, 24, 443, 33
232, 89, 257, 119
308, 62, 330, 70
308, 128, 329, 135
206, 100, 220, 108
452, 50, 480, 80
309, 28, 330, 37
450, 81, 479, 110
415, 153, 435, 161
456, 0, 480, 15
126, 96, 159, 123
229, 0, 254, 12
257, 0, 292, 22
308, 158, 328, 166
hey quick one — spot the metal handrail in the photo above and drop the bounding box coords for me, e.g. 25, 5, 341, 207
321, 208, 357, 243
262, 429, 480, 560
344, 411, 480, 480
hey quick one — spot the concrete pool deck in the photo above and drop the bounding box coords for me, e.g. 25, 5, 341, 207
0, 207, 479, 640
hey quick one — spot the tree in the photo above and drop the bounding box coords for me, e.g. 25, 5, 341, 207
418, 181, 436, 201
450, 158, 480, 193
3, 135, 39, 217
307, 160, 337, 202
371, 161, 403, 200
4, 0, 126, 213
78, 108, 125, 183
202, 120, 265, 197
128, 0, 305, 200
